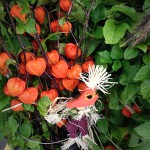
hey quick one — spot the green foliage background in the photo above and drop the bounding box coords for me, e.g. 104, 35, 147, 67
0, 0, 150, 150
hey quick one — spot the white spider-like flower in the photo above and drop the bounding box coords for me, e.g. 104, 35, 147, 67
79, 65, 117, 94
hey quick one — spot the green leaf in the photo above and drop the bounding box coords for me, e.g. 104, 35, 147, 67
97, 118, 108, 134
112, 60, 121, 71
135, 44, 148, 53
143, 55, 150, 64
97, 50, 112, 64
59, 43, 66, 55
0, 22, 13, 51
143, 0, 150, 11
109, 4, 139, 20
0, 2, 6, 20
103, 19, 129, 44
16, 24, 25, 34
23, 104, 34, 112
108, 86, 120, 110
91, 26, 103, 39
0, 95, 11, 111
91, 3, 106, 24
111, 127, 129, 141
134, 65, 150, 81
13, 136, 24, 147
25, 19, 36, 34
134, 122, 150, 140
58, 17, 66, 26
129, 134, 148, 148
69, 2, 86, 23
37, 96, 50, 116
140, 79, 150, 99
124, 47, 138, 60
86, 139, 102, 150
7, 115, 18, 135
121, 83, 140, 104
19, 121, 32, 138
110, 44, 123, 59
6, 59, 16, 67
27, 139, 40, 148
44, 32, 62, 42
28, 0, 36, 4
17, 0, 30, 14
37, 0, 50, 6
123, 65, 140, 83
86, 39, 101, 56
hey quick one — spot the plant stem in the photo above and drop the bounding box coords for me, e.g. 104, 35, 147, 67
79, 0, 95, 43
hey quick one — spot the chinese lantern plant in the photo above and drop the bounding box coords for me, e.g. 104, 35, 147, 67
0, 0, 150, 150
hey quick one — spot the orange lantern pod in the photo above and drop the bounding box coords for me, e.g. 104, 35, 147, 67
59, 21, 72, 36
52, 60, 68, 78
18, 87, 38, 104
0, 52, 10, 68
19, 63, 27, 75
10, 5, 26, 22
7, 77, 26, 97
40, 89, 58, 101
50, 20, 60, 33
34, 6, 45, 25
62, 78, 79, 91
11, 99, 24, 112
67, 64, 82, 79
51, 78, 65, 91
32, 39, 43, 52
59, 0, 72, 12
46, 50, 59, 65
82, 60, 94, 72
26, 57, 46, 76
65, 43, 81, 59
3, 84, 11, 96
20, 52, 35, 63
57, 119, 67, 128
78, 82, 88, 94
35, 23, 41, 35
